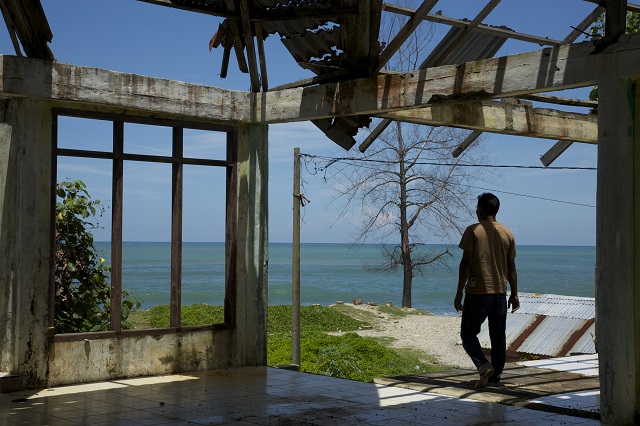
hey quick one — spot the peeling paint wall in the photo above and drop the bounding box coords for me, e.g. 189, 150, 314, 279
0, 98, 52, 388
0, 88, 270, 388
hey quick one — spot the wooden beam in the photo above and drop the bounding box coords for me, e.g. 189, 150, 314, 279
258, 33, 640, 123
605, 0, 627, 42
136, 0, 360, 20
238, 0, 260, 91
359, 119, 392, 152
2, 33, 637, 126
224, 0, 249, 74
378, 101, 598, 143
452, 130, 482, 158
540, 140, 574, 166
255, 21, 268, 91
375, 0, 440, 72
383, 3, 562, 46
422, 0, 502, 67
584, 0, 640, 14
136, 0, 232, 17
269, 69, 352, 91
563, 5, 605, 44
518, 93, 598, 108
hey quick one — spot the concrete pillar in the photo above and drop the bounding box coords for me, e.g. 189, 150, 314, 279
232, 124, 268, 366
0, 98, 52, 388
596, 77, 640, 424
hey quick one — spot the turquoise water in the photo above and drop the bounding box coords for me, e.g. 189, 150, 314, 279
94, 242, 595, 316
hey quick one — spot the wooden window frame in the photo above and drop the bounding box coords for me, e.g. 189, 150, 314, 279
50, 109, 237, 341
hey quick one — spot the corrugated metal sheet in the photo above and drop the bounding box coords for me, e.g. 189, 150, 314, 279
476, 293, 596, 358
422, 24, 510, 67
516, 293, 595, 320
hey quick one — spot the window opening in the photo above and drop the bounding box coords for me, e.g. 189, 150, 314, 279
52, 111, 233, 337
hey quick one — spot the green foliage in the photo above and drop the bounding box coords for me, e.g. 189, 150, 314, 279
128, 303, 445, 382
55, 180, 139, 333
140, 304, 225, 328
266, 305, 443, 382
588, 11, 640, 101
267, 304, 367, 334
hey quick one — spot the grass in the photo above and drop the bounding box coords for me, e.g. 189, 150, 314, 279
128, 303, 447, 382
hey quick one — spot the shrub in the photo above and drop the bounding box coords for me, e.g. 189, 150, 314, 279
54, 180, 139, 333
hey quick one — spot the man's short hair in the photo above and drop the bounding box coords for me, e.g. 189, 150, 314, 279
477, 193, 500, 216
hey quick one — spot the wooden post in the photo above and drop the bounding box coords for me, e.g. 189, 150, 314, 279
292, 147, 301, 368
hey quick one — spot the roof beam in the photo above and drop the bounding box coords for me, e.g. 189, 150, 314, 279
238, 0, 261, 92
375, 0, 440, 73
584, 0, 640, 14
517, 93, 598, 108
0, 33, 633, 136
260, 33, 640, 123
383, 3, 562, 46
540, 140, 575, 166
452, 131, 482, 158
377, 101, 597, 143
421, 0, 502, 68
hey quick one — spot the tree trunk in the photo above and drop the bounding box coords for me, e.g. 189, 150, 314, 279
398, 123, 413, 308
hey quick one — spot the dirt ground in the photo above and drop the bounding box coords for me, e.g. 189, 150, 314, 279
332, 303, 475, 369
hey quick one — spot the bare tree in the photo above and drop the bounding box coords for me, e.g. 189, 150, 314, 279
323, 3, 491, 308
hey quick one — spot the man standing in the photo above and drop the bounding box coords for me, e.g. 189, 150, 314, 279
455, 193, 519, 389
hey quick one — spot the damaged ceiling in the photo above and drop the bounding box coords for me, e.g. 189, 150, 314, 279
1, 0, 636, 157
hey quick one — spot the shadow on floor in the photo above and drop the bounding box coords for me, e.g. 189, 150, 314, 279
374, 363, 600, 420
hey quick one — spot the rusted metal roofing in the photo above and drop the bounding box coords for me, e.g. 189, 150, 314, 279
421, 24, 511, 67
476, 293, 596, 359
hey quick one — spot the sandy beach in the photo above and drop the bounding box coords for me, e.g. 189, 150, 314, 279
334, 303, 475, 369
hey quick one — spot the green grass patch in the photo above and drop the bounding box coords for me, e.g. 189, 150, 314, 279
128, 304, 224, 328
130, 303, 447, 382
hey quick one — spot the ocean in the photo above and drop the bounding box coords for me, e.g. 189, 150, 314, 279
94, 242, 595, 316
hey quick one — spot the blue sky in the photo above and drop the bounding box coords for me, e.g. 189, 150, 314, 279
3, 0, 598, 246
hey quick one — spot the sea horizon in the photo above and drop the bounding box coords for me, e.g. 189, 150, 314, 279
94, 241, 596, 316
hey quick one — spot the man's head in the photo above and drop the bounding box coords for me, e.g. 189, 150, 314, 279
476, 193, 500, 219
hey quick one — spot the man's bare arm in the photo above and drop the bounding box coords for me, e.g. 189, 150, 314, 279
507, 257, 519, 312
455, 251, 472, 311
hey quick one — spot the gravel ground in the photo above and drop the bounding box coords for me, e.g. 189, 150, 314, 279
339, 304, 475, 369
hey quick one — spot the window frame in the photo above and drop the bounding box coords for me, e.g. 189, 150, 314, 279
49, 109, 237, 341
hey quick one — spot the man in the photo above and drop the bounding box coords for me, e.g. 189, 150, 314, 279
455, 193, 519, 390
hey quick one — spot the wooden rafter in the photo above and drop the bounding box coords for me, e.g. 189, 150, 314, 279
223, 0, 249, 74
3, 32, 638, 134
363, 0, 503, 153
452, 131, 482, 158
255, 21, 268, 91
378, 102, 597, 144
540, 140, 574, 166
238, 0, 260, 91
260, 33, 640, 122
420, 0, 501, 68
375, 0, 440, 73
518, 94, 598, 108
535, 4, 603, 165
383, 3, 562, 46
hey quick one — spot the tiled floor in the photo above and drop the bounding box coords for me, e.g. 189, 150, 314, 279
0, 366, 600, 425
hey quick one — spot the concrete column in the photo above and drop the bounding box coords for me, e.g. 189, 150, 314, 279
233, 124, 268, 366
596, 77, 640, 424
0, 98, 52, 388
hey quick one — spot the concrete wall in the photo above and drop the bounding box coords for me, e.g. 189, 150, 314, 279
0, 88, 270, 387
48, 330, 234, 386
0, 98, 52, 389
596, 77, 640, 425
44, 123, 269, 387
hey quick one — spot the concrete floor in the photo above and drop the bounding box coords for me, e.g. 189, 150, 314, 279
0, 357, 601, 425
